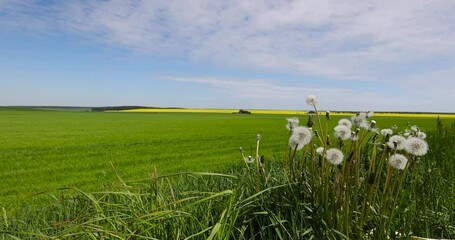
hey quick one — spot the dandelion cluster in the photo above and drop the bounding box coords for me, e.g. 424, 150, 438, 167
262, 94, 433, 238
403, 124, 426, 139
279, 94, 430, 171
351, 111, 378, 132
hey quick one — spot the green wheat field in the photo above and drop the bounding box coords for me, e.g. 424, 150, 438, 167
1, 107, 454, 239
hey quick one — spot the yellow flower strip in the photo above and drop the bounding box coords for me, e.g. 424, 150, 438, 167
110, 108, 455, 117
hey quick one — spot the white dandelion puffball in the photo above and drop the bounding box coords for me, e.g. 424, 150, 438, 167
389, 154, 408, 170
326, 148, 344, 165
403, 130, 411, 138
417, 132, 427, 139
306, 95, 317, 107
286, 117, 299, 131
381, 129, 393, 136
405, 137, 429, 156
244, 156, 255, 163
351, 133, 359, 141
338, 119, 352, 129
316, 147, 324, 155
288, 126, 312, 150
351, 115, 368, 129
366, 111, 374, 118
411, 125, 419, 132
387, 135, 407, 150
334, 125, 352, 140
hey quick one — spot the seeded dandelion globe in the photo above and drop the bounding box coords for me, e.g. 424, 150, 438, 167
389, 154, 408, 170
288, 126, 312, 150
326, 148, 344, 165
381, 129, 393, 136
286, 117, 299, 131
351, 115, 368, 129
316, 147, 324, 155
338, 119, 352, 129
405, 137, 429, 156
244, 156, 255, 163
306, 95, 317, 107
387, 135, 407, 150
417, 132, 427, 139
334, 125, 351, 140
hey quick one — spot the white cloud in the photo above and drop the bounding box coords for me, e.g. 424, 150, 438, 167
3, 0, 455, 79
157, 75, 416, 111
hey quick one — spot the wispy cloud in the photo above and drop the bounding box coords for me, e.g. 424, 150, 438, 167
157, 75, 415, 111
3, 0, 455, 80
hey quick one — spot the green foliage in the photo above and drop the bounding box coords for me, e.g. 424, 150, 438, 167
0, 107, 454, 239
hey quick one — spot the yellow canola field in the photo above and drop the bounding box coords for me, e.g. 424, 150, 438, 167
113, 108, 455, 118
116, 108, 307, 115
372, 113, 455, 118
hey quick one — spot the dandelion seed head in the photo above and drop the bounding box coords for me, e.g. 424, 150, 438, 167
286, 117, 299, 131
411, 125, 418, 132
306, 95, 318, 107
417, 132, 427, 139
326, 148, 344, 165
338, 119, 352, 129
244, 155, 255, 163
351, 131, 359, 141
334, 125, 352, 140
256, 133, 262, 141
387, 135, 407, 150
366, 111, 374, 118
316, 147, 324, 155
288, 126, 312, 150
351, 115, 368, 129
405, 137, 429, 156
381, 129, 393, 136
370, 120, 376, 128
389, 154, 408, 170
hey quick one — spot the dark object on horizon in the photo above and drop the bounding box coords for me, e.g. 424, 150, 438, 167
233, 109, 252, 115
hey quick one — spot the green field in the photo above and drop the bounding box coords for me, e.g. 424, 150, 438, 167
0, 107, 453, 209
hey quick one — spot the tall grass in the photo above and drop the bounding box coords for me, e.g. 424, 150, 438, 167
1, 109, 454, 239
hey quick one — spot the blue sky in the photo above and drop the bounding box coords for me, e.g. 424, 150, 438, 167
1, 0, 455, 112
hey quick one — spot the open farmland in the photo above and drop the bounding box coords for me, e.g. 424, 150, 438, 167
1, 107, 455, 238
1, 107, 454, 209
